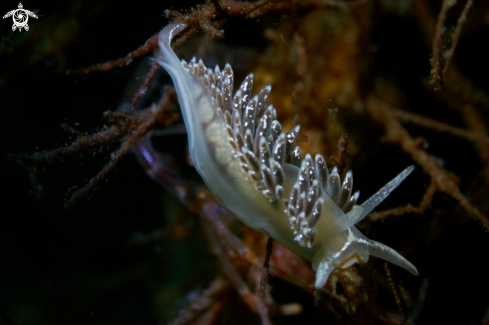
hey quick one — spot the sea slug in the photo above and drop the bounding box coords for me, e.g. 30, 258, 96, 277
154, 23, 418, 289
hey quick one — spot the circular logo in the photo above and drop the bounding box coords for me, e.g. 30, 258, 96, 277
2, 3, 38, 32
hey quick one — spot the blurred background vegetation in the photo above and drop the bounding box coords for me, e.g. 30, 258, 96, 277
1, 0, 489, 324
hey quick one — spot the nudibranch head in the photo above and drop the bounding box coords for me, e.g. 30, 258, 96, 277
155, 23, 418, 289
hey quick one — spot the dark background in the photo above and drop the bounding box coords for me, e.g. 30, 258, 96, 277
1, 1, 489, 324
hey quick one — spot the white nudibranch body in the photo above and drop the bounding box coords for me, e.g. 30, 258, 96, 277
155, 23, 419, 289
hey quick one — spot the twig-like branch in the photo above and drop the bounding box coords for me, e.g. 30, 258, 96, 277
414, 0, 489, 111
441, 0, 473, 81
369, 180, 436, 221
366, 96, 489, 231
169, 277, 229, 325
429, 0, 473, 90
12, 125, 130, 165
164, 3, 224, 40
131, 61, 159, 108
384, 263, 404, 320
243, 0, 281, 18
392, 108, 489, 146
61, 123, 82, 136
429, 0, 454, 89
132, 137, 194, 206
413, 0, 489, 182
66, 34, 159, 75
201, 201, 272, 325
66, 0, 368, 77
208, 0, 225, 19
221, 0, 366, 18
203, 201, 315, 291
65, 122, 151, 207
203, 204, 261, 265
260, 237, 274, 298
65, 89, 174, 207
460, 106, 489, 182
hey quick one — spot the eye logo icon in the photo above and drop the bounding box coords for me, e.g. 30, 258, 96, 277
3, 3, 38, 32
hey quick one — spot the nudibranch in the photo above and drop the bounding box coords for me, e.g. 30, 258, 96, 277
155, 23, 419, 289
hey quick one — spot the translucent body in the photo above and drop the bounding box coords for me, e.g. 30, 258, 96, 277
155, 24, 418, 289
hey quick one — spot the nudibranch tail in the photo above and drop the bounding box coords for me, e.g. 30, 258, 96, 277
156, 23, 418, 290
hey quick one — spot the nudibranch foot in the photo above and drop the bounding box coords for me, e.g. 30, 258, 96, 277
155, 23, 418, 290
